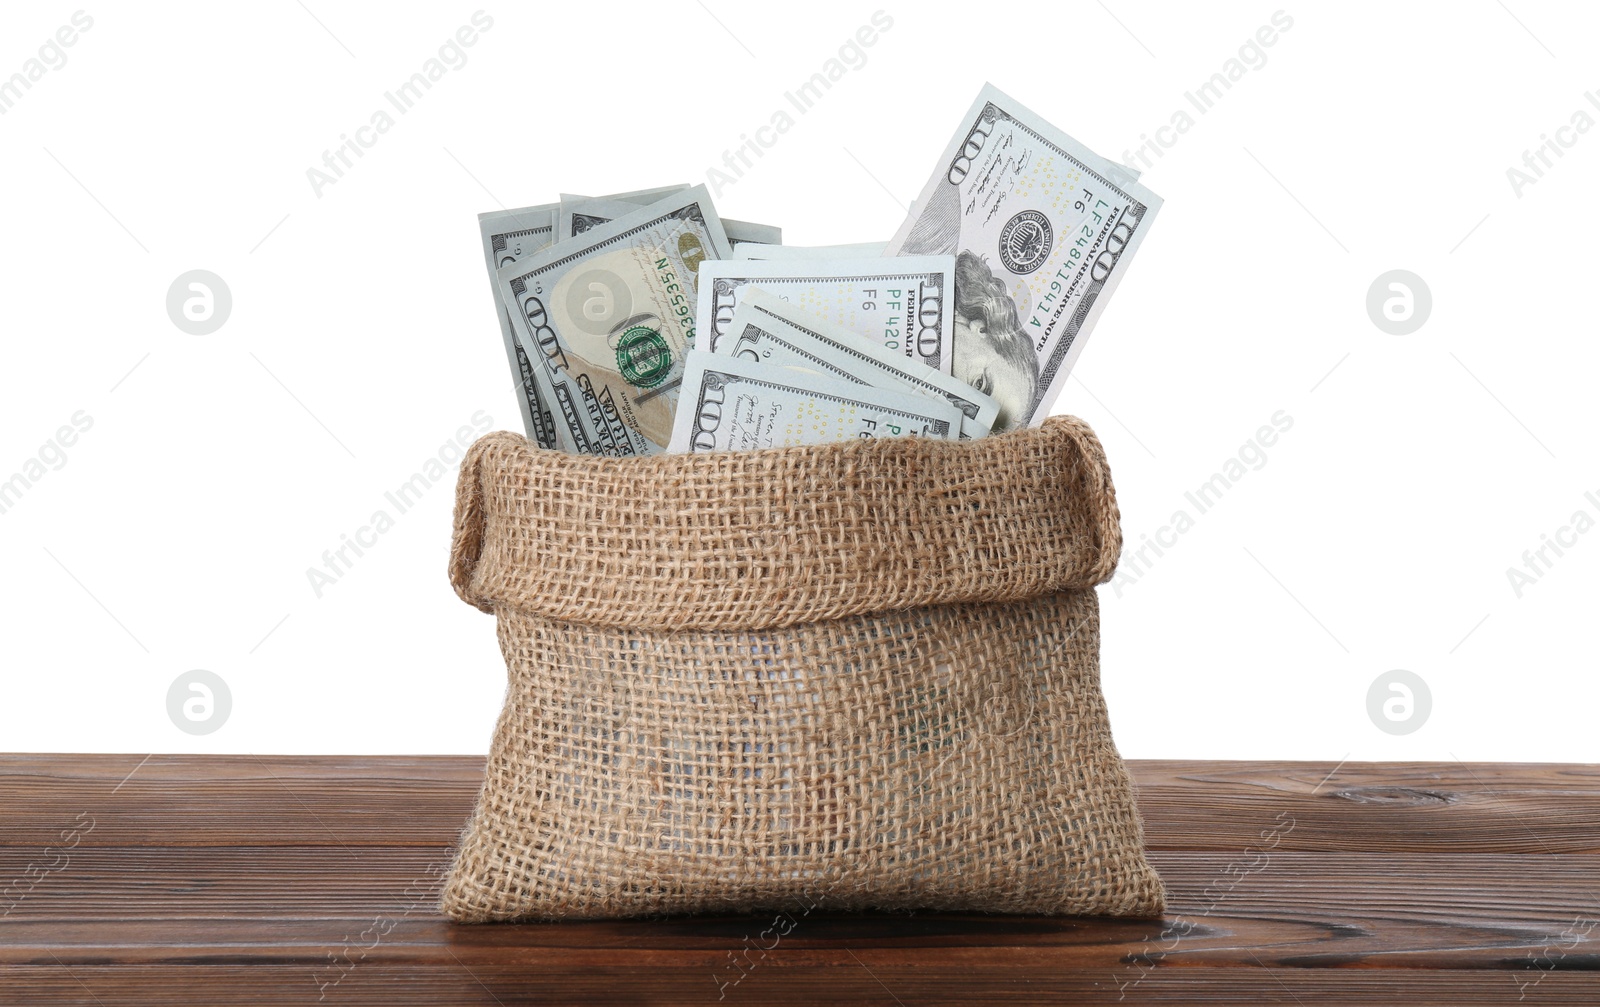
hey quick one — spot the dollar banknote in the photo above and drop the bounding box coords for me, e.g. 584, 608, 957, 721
498, 185, 733, 456
561, 195, 781, 250
719, 289, 998, 438
478, 204, 559, 449
558, 184, 689, 205
886, 82, 1162, 432
480, 187, 693, 450
720, 219, 782, 251
734, 241, 888, 261
666, 349, 963, 454
695, 256, 956, 375
555, 185, 688, 238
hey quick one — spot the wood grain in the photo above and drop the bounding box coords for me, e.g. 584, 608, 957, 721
0, 754, 481, 848
2, 754, 1597, 1004
6, 964, 1598, 1006
8, 755, 1599, 852
3, 849, 1596, 965
1134, 760, 1600, 854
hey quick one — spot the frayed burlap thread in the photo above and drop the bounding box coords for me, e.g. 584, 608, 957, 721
442, 417, 1165, 921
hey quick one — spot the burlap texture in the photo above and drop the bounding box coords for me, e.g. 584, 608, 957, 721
442, 418, 1165, 921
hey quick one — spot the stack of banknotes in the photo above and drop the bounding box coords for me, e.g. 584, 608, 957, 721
478, 83, 1162, 456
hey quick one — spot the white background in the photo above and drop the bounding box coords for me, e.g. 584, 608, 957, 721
1, 1, 1594, 760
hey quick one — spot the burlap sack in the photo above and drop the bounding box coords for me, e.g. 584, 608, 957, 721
441, 417, 1165, 921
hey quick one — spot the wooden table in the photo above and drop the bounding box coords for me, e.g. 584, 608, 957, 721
2, 756, 1597, 1004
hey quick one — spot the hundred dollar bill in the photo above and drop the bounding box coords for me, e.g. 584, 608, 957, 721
695, 255, 956, 374
721, 219, 782, 251
555, 185, 687, 236
734, 241, 887, 260
886, 82, 1163, 432
666, 349, 963, 454
559, 183, 689, 206
560, 195, 780, 250
478, 203, 559, 449
720, 289, 998, 438
499, 184, 733, 456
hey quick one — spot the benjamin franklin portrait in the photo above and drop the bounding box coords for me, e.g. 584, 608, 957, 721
952, 250, 1040, 432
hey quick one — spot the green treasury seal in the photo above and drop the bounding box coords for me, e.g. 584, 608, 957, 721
616, 325, 672, 388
